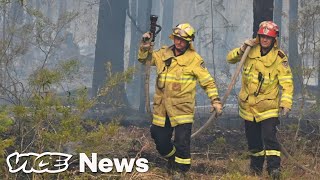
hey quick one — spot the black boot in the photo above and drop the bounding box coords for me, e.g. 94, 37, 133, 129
166, 157, 175, 175
249, 157, 264, 176
269, 168, 281, 180
249, 167, 263, 176
172, 170, 187, 180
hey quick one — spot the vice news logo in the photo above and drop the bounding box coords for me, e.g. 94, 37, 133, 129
6, 152, 149, 174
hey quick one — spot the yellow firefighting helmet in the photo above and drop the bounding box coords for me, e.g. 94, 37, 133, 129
169, 23, 195, 42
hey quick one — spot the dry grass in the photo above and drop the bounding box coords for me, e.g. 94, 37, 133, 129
45, 125, 320, 179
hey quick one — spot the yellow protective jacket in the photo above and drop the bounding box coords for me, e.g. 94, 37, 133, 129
138, 45, 219, 127
226, 45, 293, 122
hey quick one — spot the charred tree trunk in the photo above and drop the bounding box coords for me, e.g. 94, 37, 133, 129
137, 0, 152, 113
127, 0, 140, 107
273, 0, 282, 47
289, 0, 301, 94
253, 0, 274, 38
161, 0, 173, 46
36, 0, 41, 10
210, 0, 216, 76
318, 62, 320, 98
47, 0, 52, 20
1, 2, 7, 94
92, 0, 129, 106
9, 0, 24, 25
57, 0, 67, 37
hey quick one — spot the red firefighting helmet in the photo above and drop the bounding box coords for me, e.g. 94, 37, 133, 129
257, 21, 279, 38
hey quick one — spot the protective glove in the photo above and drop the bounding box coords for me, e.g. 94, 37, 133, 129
140, 32, 154, 51
240, 39, 257, 53
280, 107, 290, 117
210, 99, 223, 116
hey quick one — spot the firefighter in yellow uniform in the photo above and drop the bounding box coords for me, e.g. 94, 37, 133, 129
226, 21, 293, 179
138, 23, 223, 179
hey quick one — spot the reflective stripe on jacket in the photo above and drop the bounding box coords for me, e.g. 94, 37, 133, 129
226, 45, 293, 122
138, 45, 219, 127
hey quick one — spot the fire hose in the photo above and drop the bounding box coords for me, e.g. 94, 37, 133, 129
191, 46, 251, 138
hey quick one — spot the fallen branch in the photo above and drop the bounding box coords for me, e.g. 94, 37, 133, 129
280, 144, 320, 176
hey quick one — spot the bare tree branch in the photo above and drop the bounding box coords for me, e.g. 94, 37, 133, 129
126, 9, 143, 34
